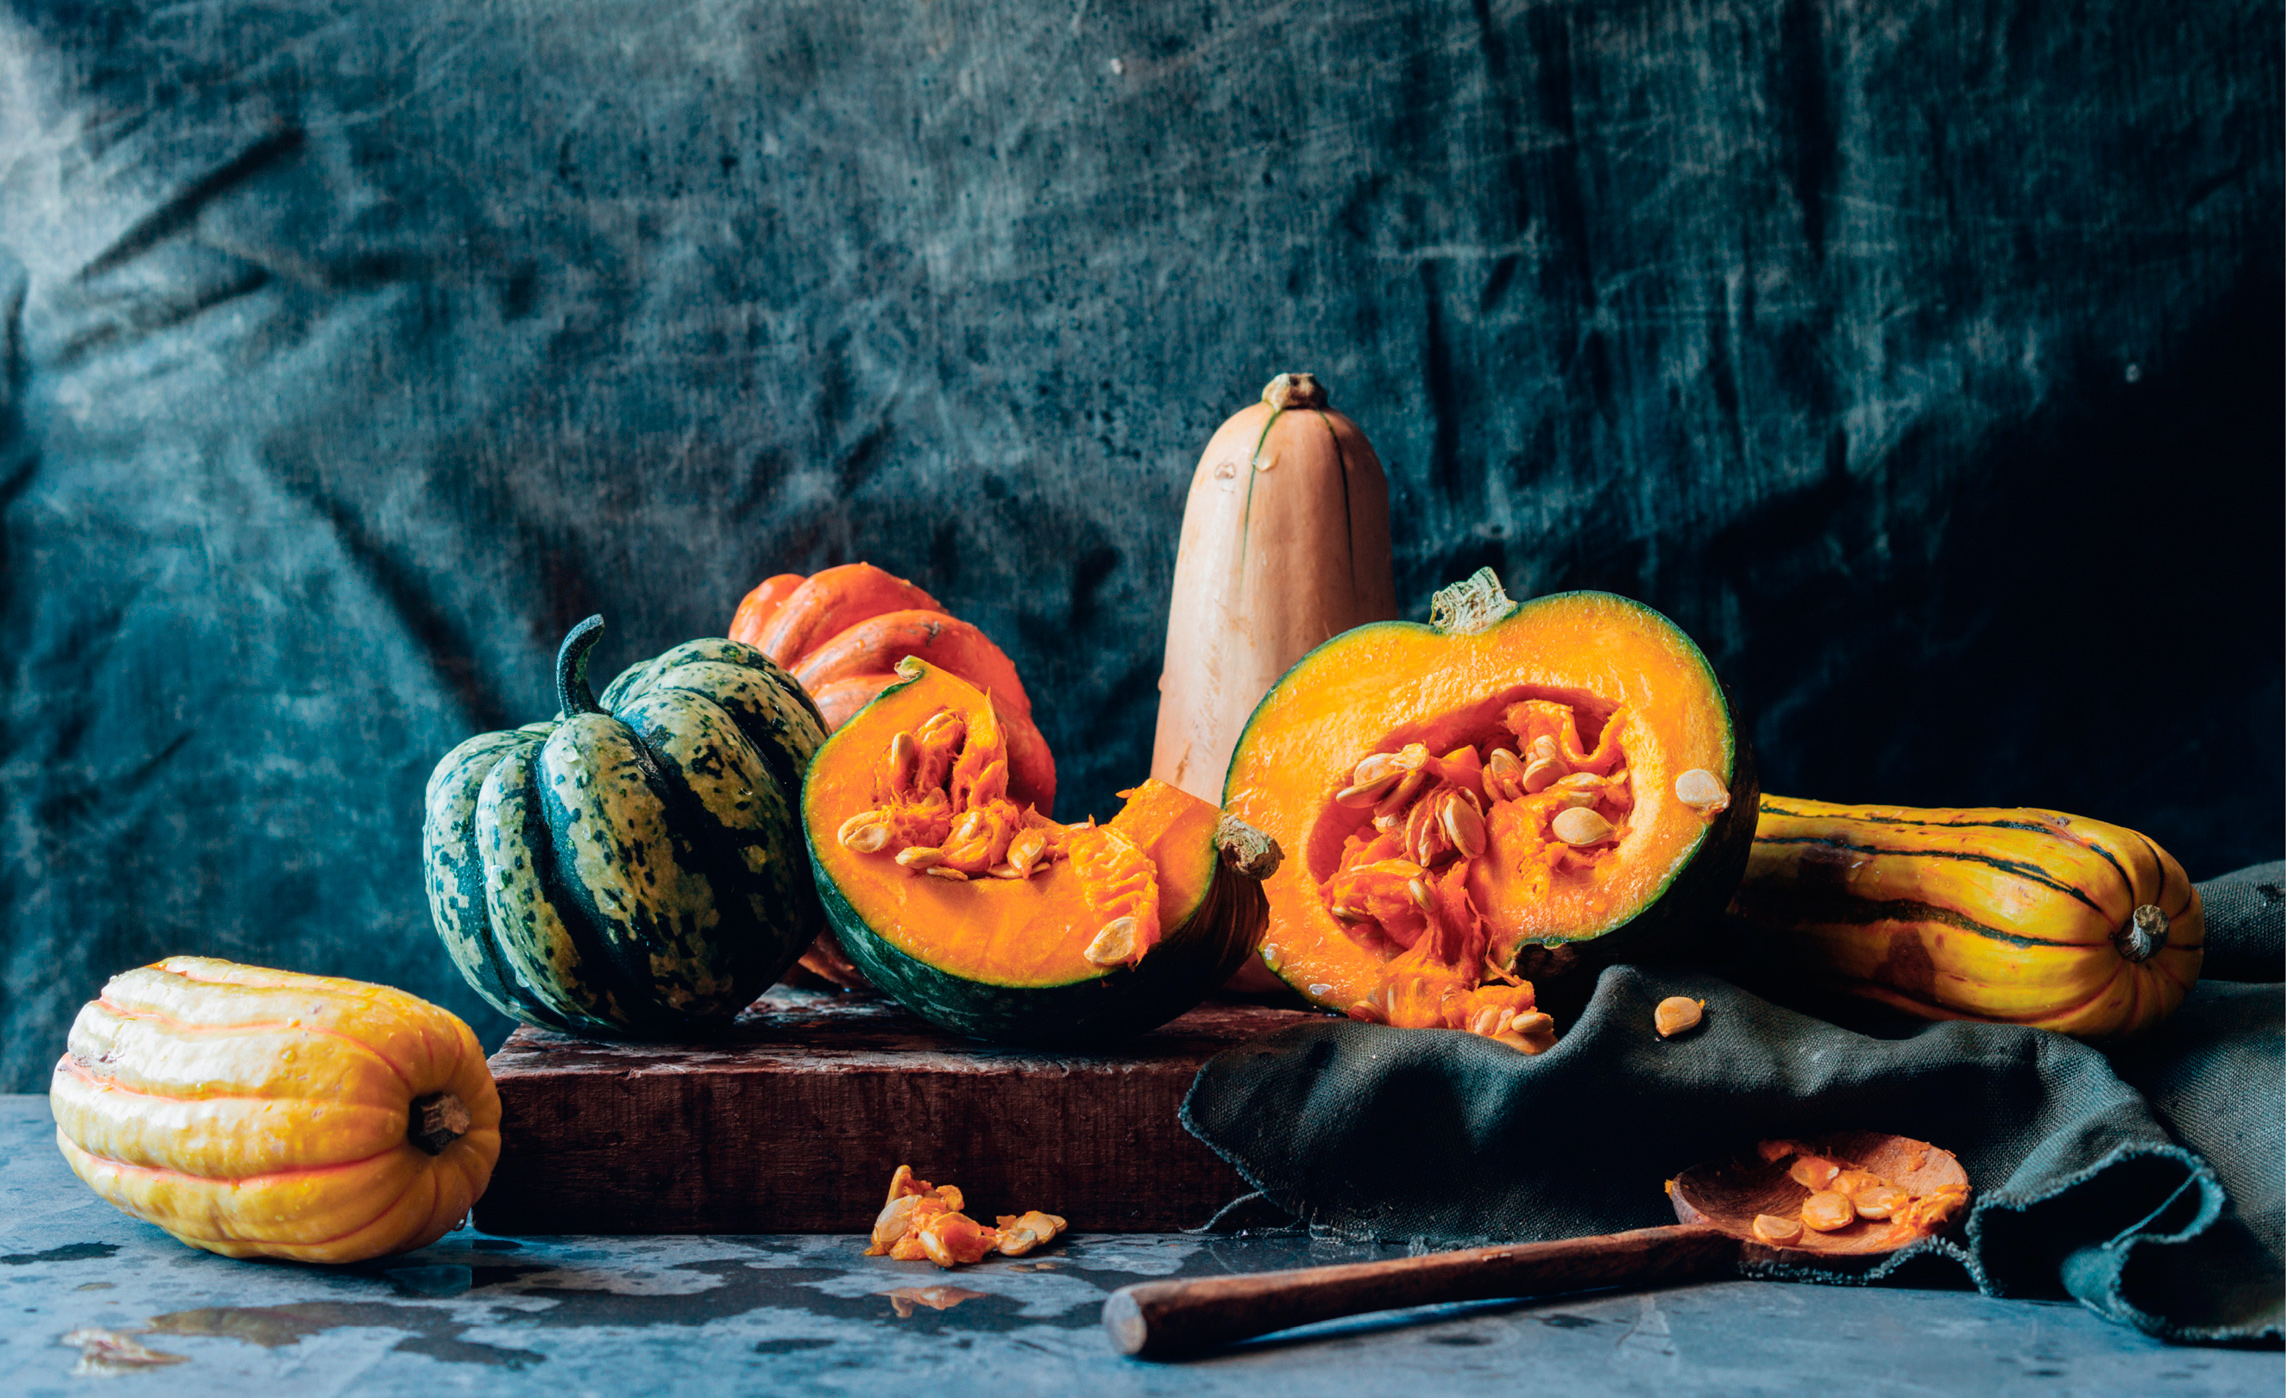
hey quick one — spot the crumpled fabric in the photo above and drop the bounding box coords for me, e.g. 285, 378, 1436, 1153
0, 0, 2276, 1091
1182, 864, 2284, 1345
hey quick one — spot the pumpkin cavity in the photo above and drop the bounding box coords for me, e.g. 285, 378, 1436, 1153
831, 678, 1161, 968
1306, 686, 1637, 1048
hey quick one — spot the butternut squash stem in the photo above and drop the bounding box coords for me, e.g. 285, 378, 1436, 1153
556, 614, 607, 716
408, 1092, 472, 1155
1261, 372, 1326, 410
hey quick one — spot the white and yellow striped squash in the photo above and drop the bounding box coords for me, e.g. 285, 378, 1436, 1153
49, 957, 500, 1263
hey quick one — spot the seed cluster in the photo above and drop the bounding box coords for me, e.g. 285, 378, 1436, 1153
865, 1164, 1067, 1267
1317, 699, 1659, 1049
834, 703, 1159, 966
1748, 1143, 1970, 1246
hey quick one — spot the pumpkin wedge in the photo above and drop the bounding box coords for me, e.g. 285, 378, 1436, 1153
1730, 798, 2204, 1039
804, 659, 1278, 1046
1223, 569, 1756, 1040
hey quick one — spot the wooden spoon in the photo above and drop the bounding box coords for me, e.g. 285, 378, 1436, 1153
1103, 1130, 1967, 1360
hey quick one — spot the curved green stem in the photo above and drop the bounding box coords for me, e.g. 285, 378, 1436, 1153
557, 615, 607, 717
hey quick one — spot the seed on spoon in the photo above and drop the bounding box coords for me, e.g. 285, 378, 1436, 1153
1752, 1214, 1804, 1245
1800, 1191, 1857, 1232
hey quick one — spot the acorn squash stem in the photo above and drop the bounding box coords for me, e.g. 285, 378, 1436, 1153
556, 615, 607, 716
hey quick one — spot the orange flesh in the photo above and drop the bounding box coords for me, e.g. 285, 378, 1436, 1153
1227, 592, 1734, 1023
809, 663, 1217, 987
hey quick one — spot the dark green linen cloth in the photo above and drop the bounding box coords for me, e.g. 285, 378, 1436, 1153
1182, 863, 2284, 1345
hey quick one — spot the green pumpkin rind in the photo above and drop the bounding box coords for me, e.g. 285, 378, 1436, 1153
476, 735, 639, 1033
812, 833, 1268, 1048
425, 725, 582, 1032
421, 620, 827, 1037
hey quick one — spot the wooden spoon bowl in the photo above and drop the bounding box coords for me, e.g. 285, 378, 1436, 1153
1105, 1130, 1969, 1360
1673, 1130, 1969, 1260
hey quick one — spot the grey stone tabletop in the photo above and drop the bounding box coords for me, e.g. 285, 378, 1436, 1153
0, 1098, 2275, 1395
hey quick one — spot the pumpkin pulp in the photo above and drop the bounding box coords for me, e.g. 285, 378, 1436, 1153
1227, 575, 1752, 1043
807, 662, 1217, 988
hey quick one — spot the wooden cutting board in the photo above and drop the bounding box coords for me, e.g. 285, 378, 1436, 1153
475, 989, 1320, 1235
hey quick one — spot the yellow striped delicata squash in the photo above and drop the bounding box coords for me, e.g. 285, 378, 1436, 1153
49, 957, 501, 1263
1730, 798, 2204, 1039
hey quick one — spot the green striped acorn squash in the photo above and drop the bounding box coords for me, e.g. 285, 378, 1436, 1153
423, 617, 827, 1036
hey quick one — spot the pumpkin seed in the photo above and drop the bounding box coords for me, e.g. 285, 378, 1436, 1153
1853, 1185, 1911, 1221
1521, 757, 1566, 794
1407, 878, 1435, 916
1351, 751, 1404, 787
1788, 1156, 1841, 1190
1334, 774, 1401, 808
1375, 767, 1429, 817
986, 863, 1025, 879
1550, 807, 1614, 846
1507, 1010, 1554, 1036
895, 847, 944, 870
1483, 748, 1526, 802
1673, 768, 1729, 815
1441, 796, 1486, 858
1083, 916, 1138, 966
1529, 735, 1561, 764
923, 865, 970, 882
1406, 800, 1444, 866
1006, 829, 1047, 871
1800, 1191, 1856, 1232
1752, 1214, 1803, 1244
1653, 996, 1704, 1038
838, 812, 892, 853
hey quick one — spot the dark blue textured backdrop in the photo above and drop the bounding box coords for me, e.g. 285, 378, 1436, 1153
0, 0, 2277, 1086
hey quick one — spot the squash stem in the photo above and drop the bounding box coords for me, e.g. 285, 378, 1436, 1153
556, 615, 607, 717
408, 1092, 472, 1155
1215, 815, 1284, 880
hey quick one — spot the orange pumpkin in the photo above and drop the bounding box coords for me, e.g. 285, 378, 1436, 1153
731, 563, 1056, 985
730, 563, 1053, 813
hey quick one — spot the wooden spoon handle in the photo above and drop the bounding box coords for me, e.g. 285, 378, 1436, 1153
1103, 1222, 1739, 1360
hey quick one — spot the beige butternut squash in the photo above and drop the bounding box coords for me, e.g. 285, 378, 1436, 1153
1151, 373, 1397, 804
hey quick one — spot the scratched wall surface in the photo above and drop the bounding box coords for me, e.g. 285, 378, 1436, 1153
0, 0, 2277, 1085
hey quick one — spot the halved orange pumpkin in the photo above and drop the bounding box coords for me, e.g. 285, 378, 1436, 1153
1223, 570, 1756, 1041
803, 659, 1277, 1045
